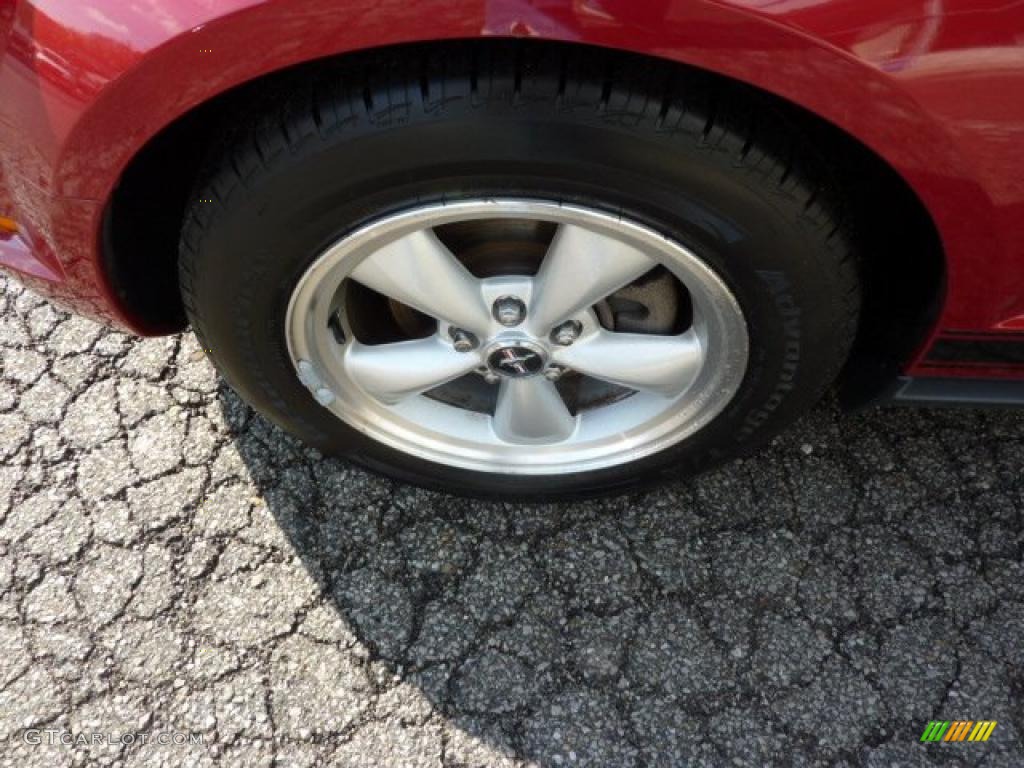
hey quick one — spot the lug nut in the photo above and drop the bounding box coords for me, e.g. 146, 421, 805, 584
492, 296, 526, 327
544, 366, 565, 381
449, 328, 479, 353
551, 320, 582, 346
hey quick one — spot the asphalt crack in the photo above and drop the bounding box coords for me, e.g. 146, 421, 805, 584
1, 274, 1022, 767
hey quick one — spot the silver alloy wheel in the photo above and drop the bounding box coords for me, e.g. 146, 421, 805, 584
285, 199, 748, 475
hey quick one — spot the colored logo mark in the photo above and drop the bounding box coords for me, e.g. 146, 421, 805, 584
920, 721, 997, 742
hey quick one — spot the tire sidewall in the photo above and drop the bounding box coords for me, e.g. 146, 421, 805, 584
185, 95, 851, 497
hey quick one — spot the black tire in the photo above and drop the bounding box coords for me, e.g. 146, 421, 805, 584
179, 41, 860, 499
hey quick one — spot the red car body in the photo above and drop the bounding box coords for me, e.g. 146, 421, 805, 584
2, 0, 1023, 394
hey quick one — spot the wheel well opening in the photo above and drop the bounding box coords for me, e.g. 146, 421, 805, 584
790, 101, 945, 405
102, 92, 230, 334
103, 39, 944, 398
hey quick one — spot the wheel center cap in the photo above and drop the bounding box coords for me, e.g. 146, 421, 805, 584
486, 341, 547, 378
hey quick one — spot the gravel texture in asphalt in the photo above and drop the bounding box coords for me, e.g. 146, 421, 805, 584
1, 273, 1023, 767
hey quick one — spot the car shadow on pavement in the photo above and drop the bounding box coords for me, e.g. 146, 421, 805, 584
222, 386, 1024, 766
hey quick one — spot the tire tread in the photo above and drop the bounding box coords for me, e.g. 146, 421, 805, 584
178, 41, 862, 495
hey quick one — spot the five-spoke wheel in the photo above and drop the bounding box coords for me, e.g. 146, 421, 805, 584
285, 199, 748, 474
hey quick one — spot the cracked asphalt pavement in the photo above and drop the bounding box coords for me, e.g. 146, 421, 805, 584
1, 272, 1023, 767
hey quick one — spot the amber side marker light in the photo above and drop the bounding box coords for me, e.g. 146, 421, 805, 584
0, 216, 19, 235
